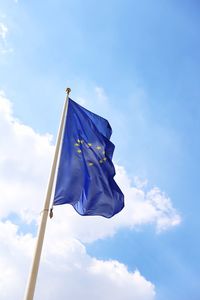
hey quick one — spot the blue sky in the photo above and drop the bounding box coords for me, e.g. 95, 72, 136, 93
1, 1, 200, 299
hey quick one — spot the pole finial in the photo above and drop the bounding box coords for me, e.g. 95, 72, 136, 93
65, 87, 71, 96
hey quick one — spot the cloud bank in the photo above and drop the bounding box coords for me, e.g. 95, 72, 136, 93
0, 220, 155, 300
0, 91, 181, 299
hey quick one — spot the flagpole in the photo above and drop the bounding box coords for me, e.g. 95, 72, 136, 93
24, 88, 71, 300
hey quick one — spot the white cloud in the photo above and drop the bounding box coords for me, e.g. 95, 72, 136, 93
95, 86, 108, 104
0, 91, 181, 299
74, 85, 110, 113
0, 23, 8, 40
134, 176, 148, 189
0, 220, 155, 300
48, 165, 180, 243
0, 22, 13, 54
0, 221, 34, 300
0, 92, 54, 221
0, 91, 181, 236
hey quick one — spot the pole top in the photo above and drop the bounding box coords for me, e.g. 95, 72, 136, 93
65, 87, 71, 96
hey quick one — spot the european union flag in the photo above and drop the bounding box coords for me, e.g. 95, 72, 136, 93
53, 98, 124, 218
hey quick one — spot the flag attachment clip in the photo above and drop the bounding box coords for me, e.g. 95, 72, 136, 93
49, 207, 54, 219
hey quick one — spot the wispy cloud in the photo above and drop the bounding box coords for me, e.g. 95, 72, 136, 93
0, 23, 8, 40
0, 22, 13, 55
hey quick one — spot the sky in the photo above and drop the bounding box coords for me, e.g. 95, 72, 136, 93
0, 0, 200, 299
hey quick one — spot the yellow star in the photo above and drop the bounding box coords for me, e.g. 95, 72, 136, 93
88, 143, 92, 147
96, 146, 101, 150
74, 143, 79, 146
77, 139, 81, 143
88, 162, 94, 166
99, 159, 103, 164
77, 149, 82, 153
103, 157, 107, 161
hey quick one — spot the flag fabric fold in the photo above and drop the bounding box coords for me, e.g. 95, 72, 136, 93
53, 98, 124, 218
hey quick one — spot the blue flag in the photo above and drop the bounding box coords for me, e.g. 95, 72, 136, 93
53, 98, 124, 218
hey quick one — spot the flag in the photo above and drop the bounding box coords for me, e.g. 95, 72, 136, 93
53, 98, 124, 218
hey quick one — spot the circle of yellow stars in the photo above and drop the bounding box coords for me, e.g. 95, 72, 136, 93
74, 139, 107, 166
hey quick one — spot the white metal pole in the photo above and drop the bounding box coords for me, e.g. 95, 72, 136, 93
24, 88, 71, 300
